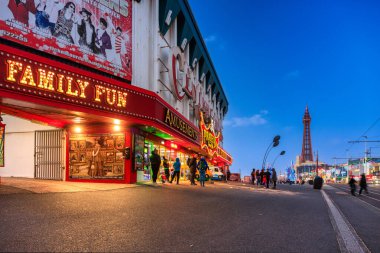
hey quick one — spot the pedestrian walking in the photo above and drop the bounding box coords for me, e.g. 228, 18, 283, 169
227, 169, 231, 181
359, 173, 369, 195
149, 149, 161, 183
272, 168, 278, 189
260, 169, 265, 186
251, 169, 256, 185
162, 156, 170, 183
188, 154, 198, 185
348, 176, 357, 196
170, 157, 181, 184
256, 169, 260, 186
197, 156, 209, 187
265, 169, 271, 188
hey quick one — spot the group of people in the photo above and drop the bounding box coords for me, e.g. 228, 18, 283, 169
251, 168, 278, 189
149, 149, 210, 187
349, 174, 369, 196
4, 0, 129, 65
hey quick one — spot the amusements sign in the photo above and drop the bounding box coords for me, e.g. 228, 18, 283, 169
0, 0, 132, 80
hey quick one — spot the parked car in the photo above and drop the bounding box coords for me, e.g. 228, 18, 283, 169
195, 166, 225, 181
209, 166, 225, 181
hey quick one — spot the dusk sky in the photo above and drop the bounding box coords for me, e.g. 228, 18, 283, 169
189, 0, 380, 177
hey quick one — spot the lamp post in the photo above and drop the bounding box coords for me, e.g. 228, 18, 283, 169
362, 136, 367, 175
272, 150, 286, 168
262, 135, 280, 170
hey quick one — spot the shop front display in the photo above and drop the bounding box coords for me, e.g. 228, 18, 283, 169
69, 133, 125, 180
132, 131, 192, 182
0, 0, 234, 184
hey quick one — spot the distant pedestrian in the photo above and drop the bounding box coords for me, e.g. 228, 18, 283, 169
348, 176, 357, 196
256, 170, 260, 186
272, 168, 278, 189
359, 173, 369, 195
251, 169, 256, 185
162, 156, 170, 183
265, 169, 271, 188
197, 156, 209, 187
188, 154, 198, 185
260, 169, 265, 186
149, 149, 161, 183
227, 169, 231, 181
170, 157, 181, 184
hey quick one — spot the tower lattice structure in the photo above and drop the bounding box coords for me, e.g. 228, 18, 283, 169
301, 106, 313, 163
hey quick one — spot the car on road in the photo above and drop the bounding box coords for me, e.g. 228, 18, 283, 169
195, 166, 225, 181
209, 166, 225, 181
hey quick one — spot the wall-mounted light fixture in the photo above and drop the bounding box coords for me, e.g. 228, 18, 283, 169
200, 72, 206, 82
181, 38, 188, 51
192, 58, 198, 69
74, 126, 82, 133
165, 10, 172, 26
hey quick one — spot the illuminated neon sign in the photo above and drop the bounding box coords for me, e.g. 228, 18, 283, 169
164, 108, 198, 140
200, 112, 220, 156
4, 59, 128, 108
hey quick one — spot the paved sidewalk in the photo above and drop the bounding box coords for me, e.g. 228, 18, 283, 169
0, 177, 252, 195
0, 177, 137, 194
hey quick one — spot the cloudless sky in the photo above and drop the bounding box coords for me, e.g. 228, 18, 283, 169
188, 0, 380, 177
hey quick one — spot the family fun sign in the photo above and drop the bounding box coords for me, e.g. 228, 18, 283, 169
1, 53, 128, 110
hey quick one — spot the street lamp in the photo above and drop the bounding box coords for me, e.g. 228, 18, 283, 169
362, 136, 368, 174
262, 135, 281, 170
272, 150, 286, 168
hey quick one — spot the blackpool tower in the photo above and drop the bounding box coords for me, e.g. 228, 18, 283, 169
301, 106, 313, 163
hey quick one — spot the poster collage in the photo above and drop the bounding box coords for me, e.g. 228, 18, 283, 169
0, 0, 132, 80
69, 133, 125, 179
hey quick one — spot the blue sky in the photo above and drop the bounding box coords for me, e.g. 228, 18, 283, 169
188, 0, 380, 177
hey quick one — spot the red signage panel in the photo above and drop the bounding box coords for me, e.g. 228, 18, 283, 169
0, 47, 200, 145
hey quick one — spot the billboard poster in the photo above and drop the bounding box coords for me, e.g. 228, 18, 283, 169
0, 0, 132, 80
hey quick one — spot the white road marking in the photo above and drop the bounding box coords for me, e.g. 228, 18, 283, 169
329, 185, 380, 213
321, 189, 370, 253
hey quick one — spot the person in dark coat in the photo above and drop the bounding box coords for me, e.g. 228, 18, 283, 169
77, 8, 96, 53
256, 169, 260, 186
272, 168, 278, 189
265, 169, 271, 188
197, 156, 209, 187
226, 169, 231, 181
260, 169, 265, 186
149, 149, 161, 183
162, 156, 169, 183
251, 169, 256, 185
359, 173, 369, 195
96, 17, 112, 58
188, 154, 198, 185
348, 176, 357, 196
